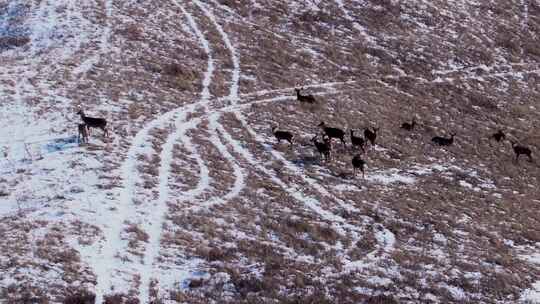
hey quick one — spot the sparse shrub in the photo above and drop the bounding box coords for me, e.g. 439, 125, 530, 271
0, 36, 30, 50
117, 24, 143, 41
365, 294, 399, 304
0, 185, 9, 197
232, 275, 265, 295
160, 63, 198, 90
218, 0, 237, 7
63, 291, 95, 304
104, 293, 126, 304
522, 229, 540, 243
207, 247, 234, 261
125, 224, 149, 244
4, 285, 49, 304
467, 91, 498, 110
188, 278, 205, 289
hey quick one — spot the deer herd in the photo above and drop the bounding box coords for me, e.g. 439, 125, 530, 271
270, 87, 535, 179
74, 87, 534, 180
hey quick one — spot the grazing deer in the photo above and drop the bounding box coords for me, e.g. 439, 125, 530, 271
77, 109, 109, 137
352, 154, 366, 178
294, 87, 316, 104
432, 132, 455, 146
510, 140, 533, 162
271, 125, 294, 146
311, 135, 332, 162
491, 130, 506, 142
318, 121, 346, 145
350, 129, 365, 153
78, 124, 89, 144
364, 127, 379, 146
401, 118, 416, 131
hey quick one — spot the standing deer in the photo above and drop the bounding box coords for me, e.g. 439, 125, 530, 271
401, 118, 416, 131
491, 130, 506, 142
78, 124, 89, 144
271, 125, 294, 146
364, 127, 379, 146
318, 121, 346, 145
510, 140, 533, 162
311, 135, 332, 162
432, 132, 455, 146
294, 87, 316, 104
350, 129, 365, 153
77, 109, 109, 137
352, 154, 366, 178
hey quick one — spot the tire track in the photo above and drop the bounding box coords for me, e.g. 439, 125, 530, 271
138, 2, 247, 301
93, 109, 181, 303
95, 1, 220, 299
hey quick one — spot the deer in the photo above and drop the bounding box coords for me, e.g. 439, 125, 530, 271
350, 129, 365, 153
311, 135, 332, 162
401, 118, 416, 131
294, 87, 316, 104
510, 140, 533, 162
491, 130, 506, 142
318, 121, 346, 145
432, 132, 455, 146
78, 124, 89, 144
364, 127, 379, 146
352, 154, 366, 178
271, 125, 294, 146
77, 109, 109, 137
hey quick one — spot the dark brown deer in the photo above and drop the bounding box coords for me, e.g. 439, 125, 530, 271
401, 118, 416, 131
352, 154, 366, 178
294, 87, 316, 104
319, 121, 346, 145
311, 135, 332, 162
78, 124, 89, 144
364, 127, 379, 146
271, 126, 294, 146
491, 130, 506, 142
432, 132, 455, 146
77, 109, 109, 137
350, 129, 365, 153
510, 140, 532, 162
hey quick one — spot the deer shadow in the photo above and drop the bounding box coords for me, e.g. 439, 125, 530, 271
291, 154, 321, 167
43, 135, 79, 153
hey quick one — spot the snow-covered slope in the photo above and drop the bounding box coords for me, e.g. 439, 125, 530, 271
1, 0, 540, 303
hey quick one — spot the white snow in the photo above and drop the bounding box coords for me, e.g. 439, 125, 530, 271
522, 282, 540, 303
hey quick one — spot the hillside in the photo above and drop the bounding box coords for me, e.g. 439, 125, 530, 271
1, 0, 540, 303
